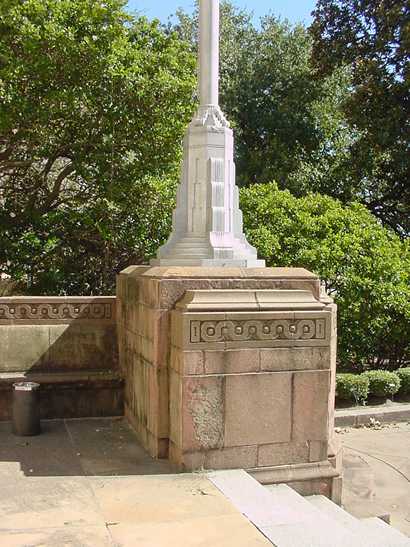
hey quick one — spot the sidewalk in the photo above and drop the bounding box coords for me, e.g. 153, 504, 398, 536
0, 418, 270, 547
1, 417, 409, 545
339, 422, 410, 536
335, 401, 410, 427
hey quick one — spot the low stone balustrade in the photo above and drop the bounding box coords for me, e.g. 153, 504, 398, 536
0, 296, 122, 420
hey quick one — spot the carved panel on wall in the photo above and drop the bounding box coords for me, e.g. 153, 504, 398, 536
0, 301, 114, 321
190, 318, 327, 344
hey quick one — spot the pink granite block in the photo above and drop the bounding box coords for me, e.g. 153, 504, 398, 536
204, 349, 260, 374
293, 370, 331, 442
224, 373, 292, 447
206, 445, 258, 470
258, 442, 309, 467
260, 347, 331, 372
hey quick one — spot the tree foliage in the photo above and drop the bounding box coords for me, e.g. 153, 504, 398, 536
241, 182, 410, 367
0, 0, 195, 294
310, 0, 410, 234
1, 0, 408, 369
176, 1, 409, 235
175, 3, 358, 198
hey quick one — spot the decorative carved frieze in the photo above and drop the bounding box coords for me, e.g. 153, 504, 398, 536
0, 301, 114, 321
190, 319, 326, 344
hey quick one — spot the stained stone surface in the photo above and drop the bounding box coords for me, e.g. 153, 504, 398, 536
117, 265, 341, 499
116, 265, 323, 461
0, 297, 117, 373
0, 418, 271, 547
224, 372, 293, 447
169, 287, 336, 473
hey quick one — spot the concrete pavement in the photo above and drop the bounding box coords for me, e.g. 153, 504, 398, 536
0, 418, 270, 546
1, 418, 409, 545
340, 422, 410, 536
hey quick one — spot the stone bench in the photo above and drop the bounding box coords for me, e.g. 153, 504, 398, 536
0, 296, 122, 421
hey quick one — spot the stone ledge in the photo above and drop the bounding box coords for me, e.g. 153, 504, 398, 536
126, 266, 318, 280
249, 459, 342, 502
0, 370, 122, 386
248, 460, 339, 485
335, 403, 410, 427
176, 289, 326, 311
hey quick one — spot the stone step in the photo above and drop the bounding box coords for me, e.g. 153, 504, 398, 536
360, 517, 410, 547
307, 495, 410, 546
307, 494, 361, 528
169, 250, 211, 257
264, 484, 362, 547
164, 244, 209, 251
171, 249, 210, 254
171, 243, 210, 248
174, 237, 207, 240
173, 248, 210, 252
170, 238, 208, 245
209, 471, 357, 547
209, 470, 408, 547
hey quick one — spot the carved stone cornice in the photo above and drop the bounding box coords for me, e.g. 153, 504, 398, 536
181, 313, 331, 349
0, 297, 115, 323
173, 289, 333, 350
190, 318, 327, 344
176, 290, 326, 311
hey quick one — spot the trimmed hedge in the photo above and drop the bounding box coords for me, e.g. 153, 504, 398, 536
336, 370, 404, 403
363, 370, 401, 398
397, 368, 410, 395
336, 373, 369, 404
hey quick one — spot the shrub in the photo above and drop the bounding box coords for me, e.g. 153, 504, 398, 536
397, 368, 410, 395
240, 183, 410, 368
363, 370, 401, 398
336, 373, 369, 404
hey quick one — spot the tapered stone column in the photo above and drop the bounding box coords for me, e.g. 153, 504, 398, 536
151, 0, 264, 267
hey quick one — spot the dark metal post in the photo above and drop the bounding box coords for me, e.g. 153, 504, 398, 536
12, 382, 41, 436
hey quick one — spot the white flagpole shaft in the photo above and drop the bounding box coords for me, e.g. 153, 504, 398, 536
199, 0, 220, 106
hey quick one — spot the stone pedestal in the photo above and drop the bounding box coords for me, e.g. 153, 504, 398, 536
117, 266, 342, 501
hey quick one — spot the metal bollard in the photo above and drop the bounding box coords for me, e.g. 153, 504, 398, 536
12, 382, 41, 436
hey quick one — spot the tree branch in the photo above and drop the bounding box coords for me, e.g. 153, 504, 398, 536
0, 160, 33, 169
0, 146, 14, 162
44, 163, 76, 209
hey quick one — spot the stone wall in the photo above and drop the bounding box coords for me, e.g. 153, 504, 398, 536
117, 267, 170, 458
117, 266, 342, 501
0, 296, 122, 420
169, 289, 340, 498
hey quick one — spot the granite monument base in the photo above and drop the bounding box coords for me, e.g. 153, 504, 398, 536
116, 266, 342, 502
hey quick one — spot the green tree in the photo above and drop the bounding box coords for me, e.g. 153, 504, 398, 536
310, 0, 410, 234
0, 0, 195, 294
174, 1, 357, 199
241, 182, 410, 368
